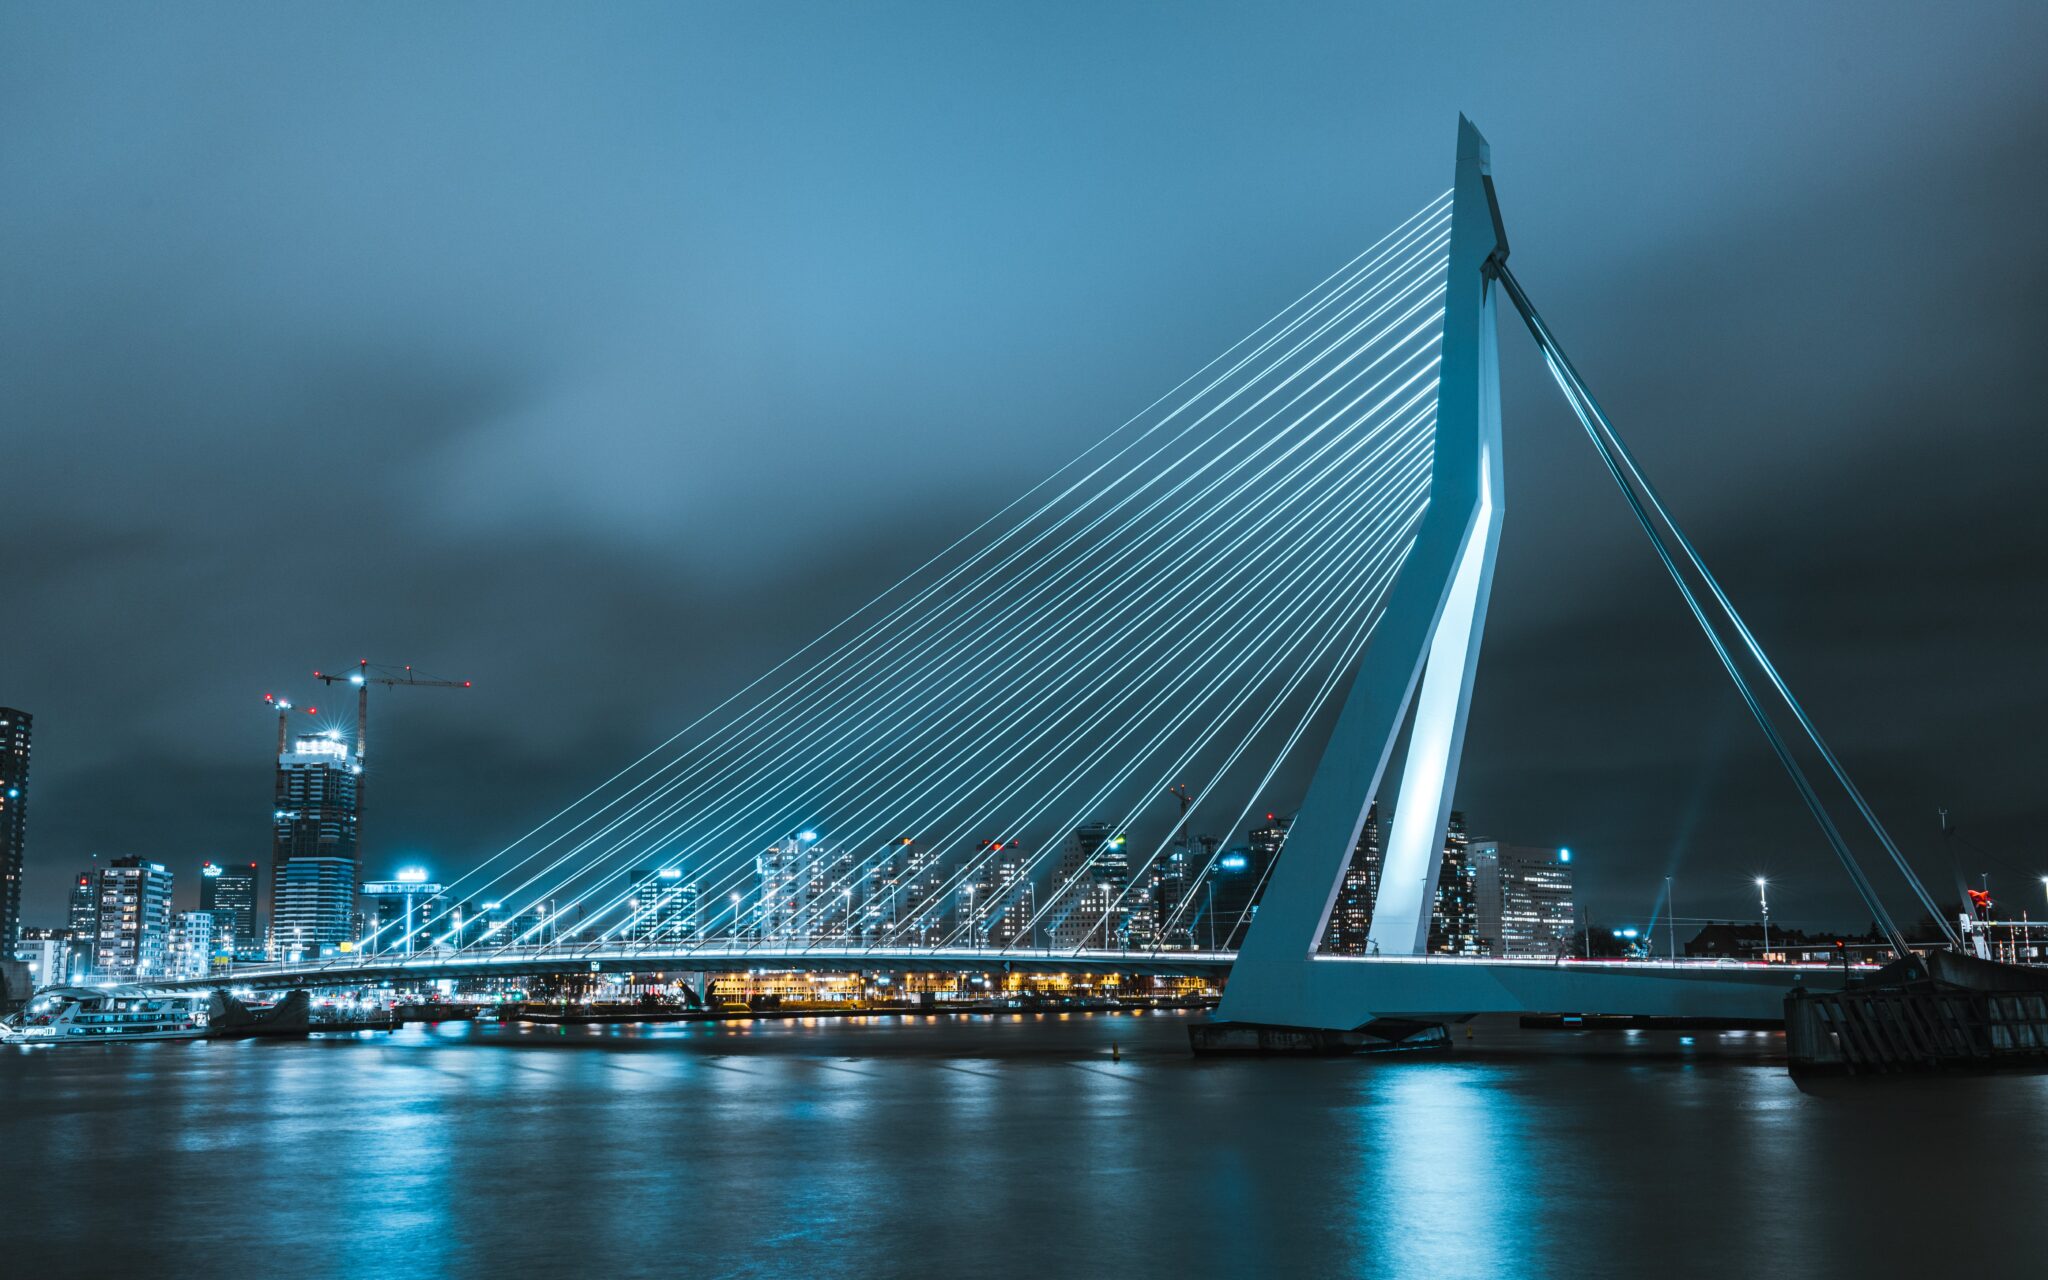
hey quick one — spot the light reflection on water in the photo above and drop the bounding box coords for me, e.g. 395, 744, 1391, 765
4, 1010, 2045, 1279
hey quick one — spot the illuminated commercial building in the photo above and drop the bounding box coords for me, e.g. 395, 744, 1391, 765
0, 708, 29, 948
880, 838, 947, 945
67, 870, 97, 974
272, 731, 360, 959
625, 868, 700, 943
969, 840, 1035, 948
1325, 804, 1382, 954
93, 857, 174, 979
1051, 823, 1127, 948
1472, 842, 1576, 958
169, 910, 220, 978
199, 860, 262, 960
1205, 814, 1289, 950
756, 836, 810, 942
14, 927, 75, 987
1427, 811, 1476, 955
362, 868, 441, 954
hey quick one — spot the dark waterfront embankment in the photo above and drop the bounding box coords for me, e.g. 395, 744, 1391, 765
5, 1010, 2045, 1279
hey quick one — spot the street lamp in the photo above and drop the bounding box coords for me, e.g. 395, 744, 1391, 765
1755, 878, 1771, 962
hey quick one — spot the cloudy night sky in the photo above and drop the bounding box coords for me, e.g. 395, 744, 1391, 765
4, 3, 2044, 934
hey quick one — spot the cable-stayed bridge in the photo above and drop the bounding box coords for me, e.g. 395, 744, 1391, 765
179, 118, 1955, 1035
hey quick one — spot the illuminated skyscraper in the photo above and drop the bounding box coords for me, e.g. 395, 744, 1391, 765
272, 731, 360, 959
94, 857, 174, 978
199, 860, 262, 959
625, 868, 700, 943
757, 836, 811, 942
1206, 814, 1290, 950
1427, 811, 1476, 955
1051, 823, 1125, 948
970, 840, 1035, 948
0, 708, 29, 948
1325, 804, 1382, 954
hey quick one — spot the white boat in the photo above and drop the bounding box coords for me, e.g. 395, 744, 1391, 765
1, 986, 212, 1045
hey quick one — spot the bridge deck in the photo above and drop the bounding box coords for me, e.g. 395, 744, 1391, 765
161, 946, 1838, 1021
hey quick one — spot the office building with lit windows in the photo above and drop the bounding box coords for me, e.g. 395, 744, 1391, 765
199, 859, 262, 959
625, 868, 700, 943
273, 731, 360, 959
1427, 811, 1477, 955
0, 708, 30, 949
93, 857, 174, 979
169, 910, 220, 978
362, 869, 442, 954
1050, 822, 1126, 948
1473, 841, 1576, 959
1325, 804, 1382, 954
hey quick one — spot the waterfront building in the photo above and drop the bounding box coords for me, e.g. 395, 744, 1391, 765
1203, 841, 1258, 950
169, 910, 219, 978
1325, 804, 1383, 954
272, 731, 360, 960
756, 837, 808, 942
0, 708, 29, 948
970, 840, 1035, 948
1471, 842, 1576, 958
1128, 830, 1203, 951
883, 839, 948, 945
625, 868, 700, 943
199, 860, 262, 960
1427, 811, 1477, 955
362, 869, 442, 954
67, 870, 98, 973
1050, 822, 1128, 948
1206, 814, 1289, 950
93, 857, 174, 979
14, 927, 75, 988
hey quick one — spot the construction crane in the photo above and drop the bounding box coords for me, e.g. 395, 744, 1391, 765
261, 692, 321, 756
310, 661, 472, 880
311, 659, 472, 775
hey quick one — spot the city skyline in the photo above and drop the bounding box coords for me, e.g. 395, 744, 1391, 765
4, 5, 2045, 935
5, 12, 2047, 1277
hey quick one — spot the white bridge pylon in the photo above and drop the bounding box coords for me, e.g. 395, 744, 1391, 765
1216, 116, 1807, 1029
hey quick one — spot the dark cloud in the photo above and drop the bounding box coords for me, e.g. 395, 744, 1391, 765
5, 3, 2045, 933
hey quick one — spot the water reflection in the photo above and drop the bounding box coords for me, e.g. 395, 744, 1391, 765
4, 1012, 2045, 1279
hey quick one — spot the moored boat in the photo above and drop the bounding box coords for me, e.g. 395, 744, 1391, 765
1, 986, 212, 1045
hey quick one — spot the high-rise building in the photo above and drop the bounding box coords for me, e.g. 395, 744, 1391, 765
67, 870, 98, 977
970, 840, 1035, 948
199, 860, 262, 960
1326, 804, 1382, 954
756, 837, 809, 943
1427, 811, 1476, 955
93, 857, 174, 979
883, 838, 947, 945
1205, 814, 1290, 950
272, 731, 360, 960
0, 708, 30, 948
1472, 842, 1576, 959
1051, 823, 1127, 948
169, 910, 219, 978
624, 868, 700, 943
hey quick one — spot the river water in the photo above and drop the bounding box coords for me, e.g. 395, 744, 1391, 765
3, 1010, 2042, 1278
